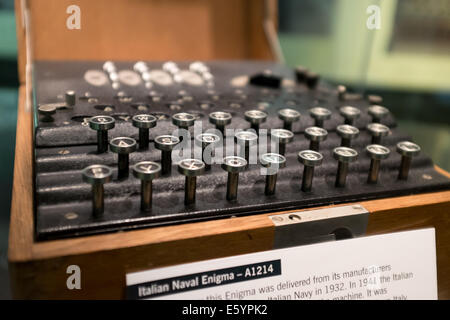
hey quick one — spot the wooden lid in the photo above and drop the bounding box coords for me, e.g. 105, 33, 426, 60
15, 0, 276, 83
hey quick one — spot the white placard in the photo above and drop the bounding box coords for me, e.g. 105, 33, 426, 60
126, 228, 437, 300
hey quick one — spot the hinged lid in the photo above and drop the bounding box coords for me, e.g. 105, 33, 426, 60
15, 0, 277, 84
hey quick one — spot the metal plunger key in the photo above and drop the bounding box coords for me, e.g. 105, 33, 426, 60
132, 114, 157, 150
367, 123, 390, 144
172, 112, 196, 130
209, 111, 232, 136
178, 159, 205, 205
133, 161, 161, 211
366, 144, 390, 184
278, 108, 301, 131
109, 137, 137, 179
339, 106, 360, 125
260, 153, 286, 195
336, 124, 359, 147
244, 110, 267, 132
89, 115, 115, 153
82, 164, 113, 216
235, 131, 258, 166
304, 126, 328, 151
297, 150, 323, 192
195, 133, 220, 170
154, 135, 180, 175
396, 141, 421, 180
222, 156, 247, 201
270, 129, 294, 156
368, 105, 389, 123
333, 147, 358, 187
309, 107, 331, 128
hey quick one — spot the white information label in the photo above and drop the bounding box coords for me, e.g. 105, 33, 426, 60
126, 228, 437, 300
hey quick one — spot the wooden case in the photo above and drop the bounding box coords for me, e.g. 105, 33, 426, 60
9, 0, 450, 299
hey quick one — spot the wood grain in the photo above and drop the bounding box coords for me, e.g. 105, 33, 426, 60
15, 0, 276, 83
9, 86, 450, 299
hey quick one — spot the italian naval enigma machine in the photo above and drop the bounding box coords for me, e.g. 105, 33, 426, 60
32, 60, 450, 240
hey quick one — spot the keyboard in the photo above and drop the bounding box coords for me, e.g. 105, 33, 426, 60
32, 60, 450, 240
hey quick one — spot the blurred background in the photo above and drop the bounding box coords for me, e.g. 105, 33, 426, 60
0, 0, 449, 299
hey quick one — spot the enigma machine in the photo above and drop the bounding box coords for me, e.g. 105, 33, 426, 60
32, 60, 450, 240
8, 0, 450, 300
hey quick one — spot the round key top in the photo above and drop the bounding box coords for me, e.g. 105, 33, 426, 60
222, 156, 247, 201
38, 104, 57, 122
278, 108, 301, 131
178, 159, 205, 205
244, 109, 267, 132
133, 161, 161, 211
304, 126, 328, 151
132, 114, 157, 149
309, 107, 331, 127
366, 144, 390, 184
260, 153, 286, 195
132, 114, 157, 129
109, 137, 137, 154
82, 164, 113, 216
89, 115, 115, 153
339, 106, 360, 125
209, 111, 232, 136
172, 112, 196, 129
367, 123, 390, 144
396, 141, 421, 180
336, 124, 359, 147
133, 161, 161, 181
368, 105, 389, 123
297, 150, 323, 192
333, 147, 358, 188
270, 129, 294, 155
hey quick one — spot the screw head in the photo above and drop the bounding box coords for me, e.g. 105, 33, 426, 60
304, 126, 328, 142
339, 106, 361, 121
89, 115, 115, 131
172, 112, 196, 128
82, 164, 113, 185
109, 137, 137, 154
366, 144, 391, 160
244, 110, 267, 125
336, 124, 360, 139
278, 108, 301, 123
178, 158, 206, 177
368, 105, 389, 119
132, 114, 157, 129
309, 107, 332, 120
396, 141, 421, 157
133, 161, 161, 181
260, 153, 287, 173
221, 156, 247, 173
333, 147, 358, 163
209, 111, 232, 126
297, 150, 323, 166
270, 129, 294, 144
367, 123, 390, 137
195, 133, 221, 148
235, 130, 258, 146
154, 135, 180, 151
